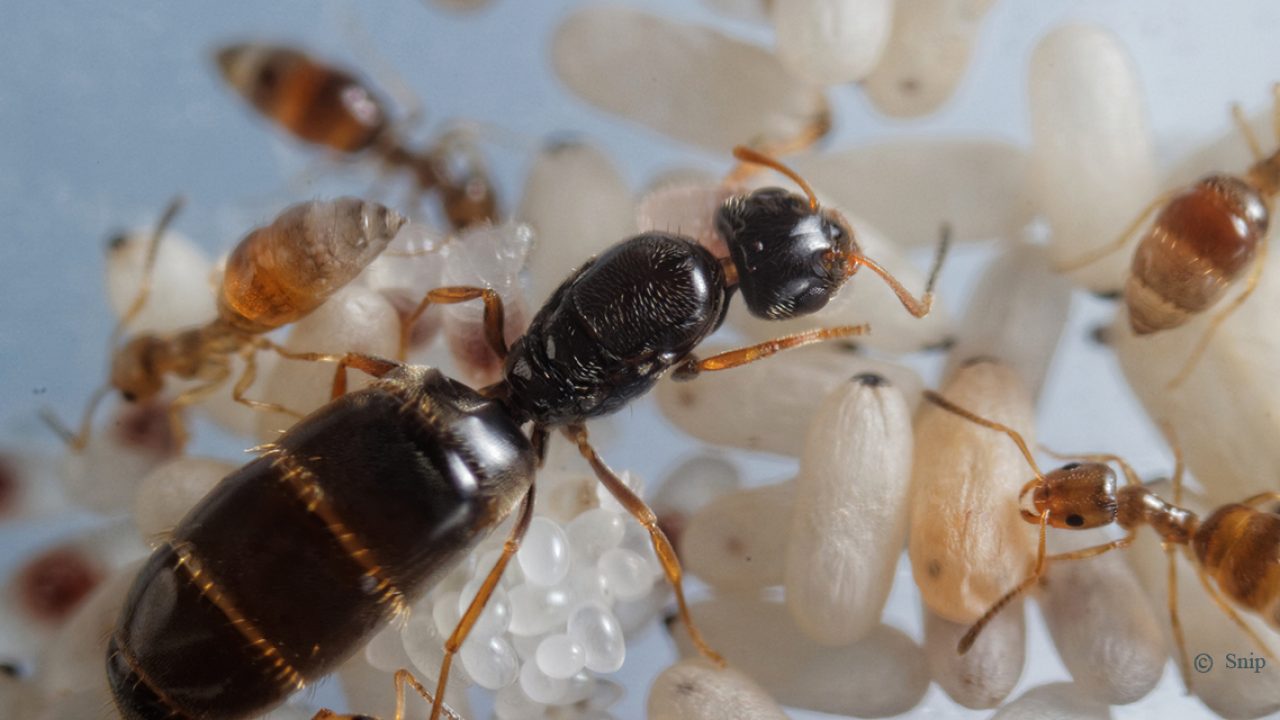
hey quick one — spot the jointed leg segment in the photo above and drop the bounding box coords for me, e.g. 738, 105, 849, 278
673, 324, 869, 380
565, 424, 724, 667
400, 286, 508, 362
431, 484, 535, 720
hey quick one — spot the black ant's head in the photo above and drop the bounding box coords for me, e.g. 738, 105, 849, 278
716, 187, 856, 320
1025, 462, 1119, 530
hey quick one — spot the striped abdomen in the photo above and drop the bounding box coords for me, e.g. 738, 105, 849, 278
1125, 174, 1268, 334
217, 198, 404, 333
216, 44, 389, 154
1193, 504, 1280, 630
108, 366, 534, 719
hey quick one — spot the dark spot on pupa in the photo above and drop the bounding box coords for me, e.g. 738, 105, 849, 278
725, 537, 746, 557
853, 373, 888, 387
110, 399, 178, 456
18, 547, 102, 624
676, 386, 697, 408
923, 335, 957, 353
898, 77, 921, 95
927, 559, 942, 578
1091, 324, 1112, 346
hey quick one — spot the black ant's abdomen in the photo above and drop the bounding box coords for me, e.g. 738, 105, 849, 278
108, 366, 534, 720
504, 232, 731, 425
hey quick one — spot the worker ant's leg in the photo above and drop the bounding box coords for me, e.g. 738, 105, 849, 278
1167, 237, 1267, 390
431, 484, 535, 720
958, 509, 1050, 654
530, 425, 551, 469
228, 347, 308, 419
261, 341, 401, 400
960, 522, 1135, 656
166, 363, 232, 450
564, 423, 725, 667
1055, 190, 1178, 274
672, 324, 869, 381
926, 390, 1047, 479
311, 667, 463, 720
400, 286, 507, 362
1193, 558, 1279, 665
111, 196, 186, 345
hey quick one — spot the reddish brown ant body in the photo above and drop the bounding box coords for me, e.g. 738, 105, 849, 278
217, 43, 499, 230
924, 390, 1280, 685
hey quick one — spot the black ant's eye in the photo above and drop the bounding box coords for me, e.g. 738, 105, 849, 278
1062, 462, 1081, 470
121, 391, 138, 403
1065, 514, 1085, 527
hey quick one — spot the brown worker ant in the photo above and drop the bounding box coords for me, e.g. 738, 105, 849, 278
923, 389, 1280, 687
216, 42, 499, 230
1060, 85, 1280, 388
44, 197, 407, 451
106, 146, 948, 720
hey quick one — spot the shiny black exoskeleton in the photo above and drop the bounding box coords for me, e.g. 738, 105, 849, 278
719, 187, 855, 319
108, 366, 534, 720
108, 148, 937, 720
503, 185, 856, 427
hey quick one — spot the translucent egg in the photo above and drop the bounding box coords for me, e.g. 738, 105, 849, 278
565, 508, 626, 565
508, 582, 574, 636
518, 517, 571, 586
519, 658, 571, 704
568, 565, 613, 609
535, 634, 586, 679
461, 635, 519, 690
568, 603, 625, 673
598, 548, 655, 602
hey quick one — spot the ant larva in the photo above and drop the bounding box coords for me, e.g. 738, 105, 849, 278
1061, 85, 1280, 388
217, 43, 499, 230
107, 147, 947, 720
44, 197, 406, 451
922, 389, 1280, 687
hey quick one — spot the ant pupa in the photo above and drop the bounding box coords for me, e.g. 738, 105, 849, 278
1061, 85, 1280, 388
922, 389, 1280, 688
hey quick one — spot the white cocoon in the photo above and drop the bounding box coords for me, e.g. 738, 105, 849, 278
553, 6, 829, 154
786, 373, 913, 646
1028, 24, 1158, 294
771, 0, 893, 85
909, 360, 1038, 623
648, 658, 788, 720
924, 600, 1025, 709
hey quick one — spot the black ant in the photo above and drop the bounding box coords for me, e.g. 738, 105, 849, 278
107, 147, 948, 720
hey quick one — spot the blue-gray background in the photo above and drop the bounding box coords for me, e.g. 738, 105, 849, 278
2, 1, 1279, 718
